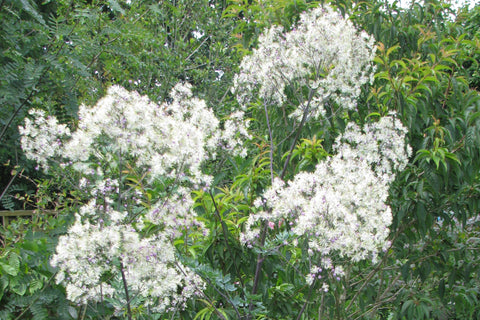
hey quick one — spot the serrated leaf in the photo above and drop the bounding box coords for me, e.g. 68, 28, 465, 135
403, 75, 416, 83
375, 71, 391, 80
444, 152, 460, 164
434, 64, 451, 72
31, 302, 49, 320
20, 0, 45, 25
391, 59, 407, 69
373, 56, 384, 65
465, 126, 476, 145
416, 84, 432, 95
423, 76, 439, 83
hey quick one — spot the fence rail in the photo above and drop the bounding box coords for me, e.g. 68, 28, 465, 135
0, 210, 56, 227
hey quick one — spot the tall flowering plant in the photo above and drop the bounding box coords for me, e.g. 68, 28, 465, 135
19, 3, 413, 319
242, 115, 412, 285
19, 83, 249, 315
232, 4, 412, 317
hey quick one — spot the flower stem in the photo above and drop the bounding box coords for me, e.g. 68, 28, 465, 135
120, 263, 132, 320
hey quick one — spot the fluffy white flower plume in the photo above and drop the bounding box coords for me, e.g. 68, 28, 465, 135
233, 5, 376, 119
19, 109, 71, 170
19, 84, 250, 312
51, 204, 204, 312
20, 83, 250, 184
334, 115, 412, 184
64, 83, 219, 184
242, 114, 411, 267
220, 110, 252, 158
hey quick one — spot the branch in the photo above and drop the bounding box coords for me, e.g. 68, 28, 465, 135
246, 222, 268, 320
120, 263, 133, 320
351, 274, 406, 320
264, 101, 275, 185
185, 35, 210, 61
295, 278, 316, 320
0, 169, 19, 202
345, 224, 406, 313
279, 89, 314, 180
0, 20, 79, 143
202, 275, 242, 319
246, 100, 278, 319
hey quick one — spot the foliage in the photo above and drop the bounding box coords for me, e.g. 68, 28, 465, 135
0, 210, 73, 319
0, 0, 240, 209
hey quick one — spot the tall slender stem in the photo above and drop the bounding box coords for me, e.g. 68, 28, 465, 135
120, 263, 133, 320
247, 222, 268, 319
318, 290, 325, 320
264, 101, 275, 184
295, 278, 316, 320
0, 170, 19, 202
280, 89, 314, 180
247, 102, 276, 320
344, 226, 403, 313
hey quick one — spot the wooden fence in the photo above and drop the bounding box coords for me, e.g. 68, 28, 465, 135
0, 210, 56, 227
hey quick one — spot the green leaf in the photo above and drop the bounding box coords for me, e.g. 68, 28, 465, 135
22, 240, 39, 252
20, 0, 46, 25
68, 306, 78, 319
29, 278, 43, 294
0, 277, 8, 301
423, 76, 439, 83
444, 152, 460, 164
108, 0, 125, 14
432, 155, 441, 169
438, 279, 445, 299
403, 75, 416, 83
386, 44, 400, 57
31, 301, 49, 320
433, 64, 451, 72
11, 282, 27, 296
376, 71, 391, 80
416, 84, 432, 95
373, 56, 384, 65
1, 262, 18, 276
391, 59, 407, 69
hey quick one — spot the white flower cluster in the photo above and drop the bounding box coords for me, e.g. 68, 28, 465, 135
19, 109, 70, 170
335, 115, 412, 184
20, 83, 250, 184
64, 83, 219, 184
233, 5, 376, 119
242, 115, 411, 267
145, 186, 204, 238
51, 203, 204, 312
19, 84, 250, 311
220, 110, 251, 158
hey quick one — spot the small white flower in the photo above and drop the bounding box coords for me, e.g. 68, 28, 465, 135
233, 5, 376, 119
242, 115, 411, 267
